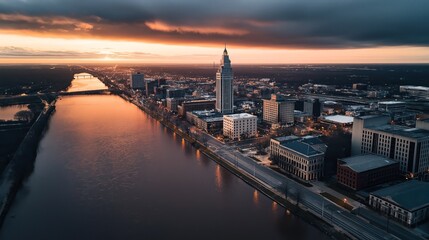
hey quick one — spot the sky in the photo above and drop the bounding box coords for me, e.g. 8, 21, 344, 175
0, 0, 428, 64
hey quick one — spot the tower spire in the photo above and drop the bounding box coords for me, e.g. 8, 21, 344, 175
223, 43, 228, 55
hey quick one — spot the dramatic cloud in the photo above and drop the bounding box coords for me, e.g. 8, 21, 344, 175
0, 46, 157, 59
0, 0, 428, 48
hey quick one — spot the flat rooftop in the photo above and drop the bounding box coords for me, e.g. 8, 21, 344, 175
401, 85, 429, 91
323, 115, 354, 124
368, 124, 429, 139
370, 180, 429, 211
339, 154, 398, 173
191, 110, 222, 118
378, 101, 406, 105
224, 113, 257, 119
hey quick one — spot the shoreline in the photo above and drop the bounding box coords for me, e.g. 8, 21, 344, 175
0, 101, 56, 227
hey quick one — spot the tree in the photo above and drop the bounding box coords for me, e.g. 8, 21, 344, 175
14, 110, 34, 122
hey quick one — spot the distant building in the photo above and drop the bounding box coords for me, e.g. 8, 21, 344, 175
223, 113, 257, 140
130, 72, 144, 89
369, 180, 429, 226
263, 94, 295, 125
166, 98, 185, 112
294, 110, 312, 123
303, 98, 321, 119
378, 101, 406, 113
337, 154, 399, 190
186, 110, 223, 133
416, 118, 429, 130
351, 115, 429, 176
400, 85, 429, 99
166, 88, 186, 98
178, 99, 216, 116
216, 47, 233, 114
270, 136, 326, 180
321, 115, 354, 126
145, 79, 158, 97
352, 83, 368, 90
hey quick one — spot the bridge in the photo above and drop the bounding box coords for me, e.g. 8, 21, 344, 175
58, 89, 116, 96
73, 73, 94, 79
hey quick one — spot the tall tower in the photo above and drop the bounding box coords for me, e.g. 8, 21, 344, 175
216, 46, 233, 114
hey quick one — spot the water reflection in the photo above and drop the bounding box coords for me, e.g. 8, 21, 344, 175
253, 190, 259, 205
0, 95, 330, 240
272, 201, 278, 212
215, 164, 222, 192
181, 138, 186, 150
0, 104, 28, 120
67, 73, 107, 92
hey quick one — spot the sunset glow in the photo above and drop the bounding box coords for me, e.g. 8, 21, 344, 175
0, 0, 428, 64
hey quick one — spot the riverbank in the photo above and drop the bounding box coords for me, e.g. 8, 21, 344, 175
119, 95, 351, 240
0, 101, 56, 227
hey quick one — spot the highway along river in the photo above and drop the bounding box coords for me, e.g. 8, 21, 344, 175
0, 79, 330, 240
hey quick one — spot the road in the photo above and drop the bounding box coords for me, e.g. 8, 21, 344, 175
203, 132, 424, 240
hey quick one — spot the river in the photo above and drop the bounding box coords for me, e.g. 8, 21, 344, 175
0, 76, 329, 240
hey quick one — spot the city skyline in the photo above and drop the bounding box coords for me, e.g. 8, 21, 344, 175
1, 0, 429, 63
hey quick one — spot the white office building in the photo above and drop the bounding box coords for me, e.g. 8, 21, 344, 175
130, 72, 145, 89
216, 47, 233, 114
223, 113, 257, 140
352, 115, 429, 175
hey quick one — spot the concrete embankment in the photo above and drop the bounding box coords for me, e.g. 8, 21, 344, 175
0, 101, 56, 227
119, 96, 350, 240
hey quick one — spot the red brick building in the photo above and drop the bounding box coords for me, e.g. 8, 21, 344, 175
337, 154, 399, 190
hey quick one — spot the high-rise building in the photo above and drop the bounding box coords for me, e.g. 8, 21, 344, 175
130, 72, 144, 89
351, 115, 429, 176
145, 80, 157, 97
263, 94, 295, 125
303, 98, 321, 119
216, 47, 233, 114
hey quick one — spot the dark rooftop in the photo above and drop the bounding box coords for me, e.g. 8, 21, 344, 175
339, 154, 398, 173
275, 136, 325, 157
370, 180, 429, 211
368, 124, 429, 139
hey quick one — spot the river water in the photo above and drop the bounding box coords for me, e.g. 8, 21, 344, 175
0, 76, 329, 240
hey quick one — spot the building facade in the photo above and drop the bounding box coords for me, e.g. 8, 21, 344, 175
130, 72, 144, 89
400, 85, 429, 99
303, 98, 321, 119
270, 136, 326, 181
263, 94, 295, 125
337, 154, 399, 190
378, 101, 407, 113
186, 110, 223, 133
216, 47, 233, 114
223, 113, 257, 140
178, 99, 216, 116
352, 115, 429, 176
369, 180, 429, 226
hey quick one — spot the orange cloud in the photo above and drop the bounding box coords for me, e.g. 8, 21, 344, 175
145, 20, 248, 36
